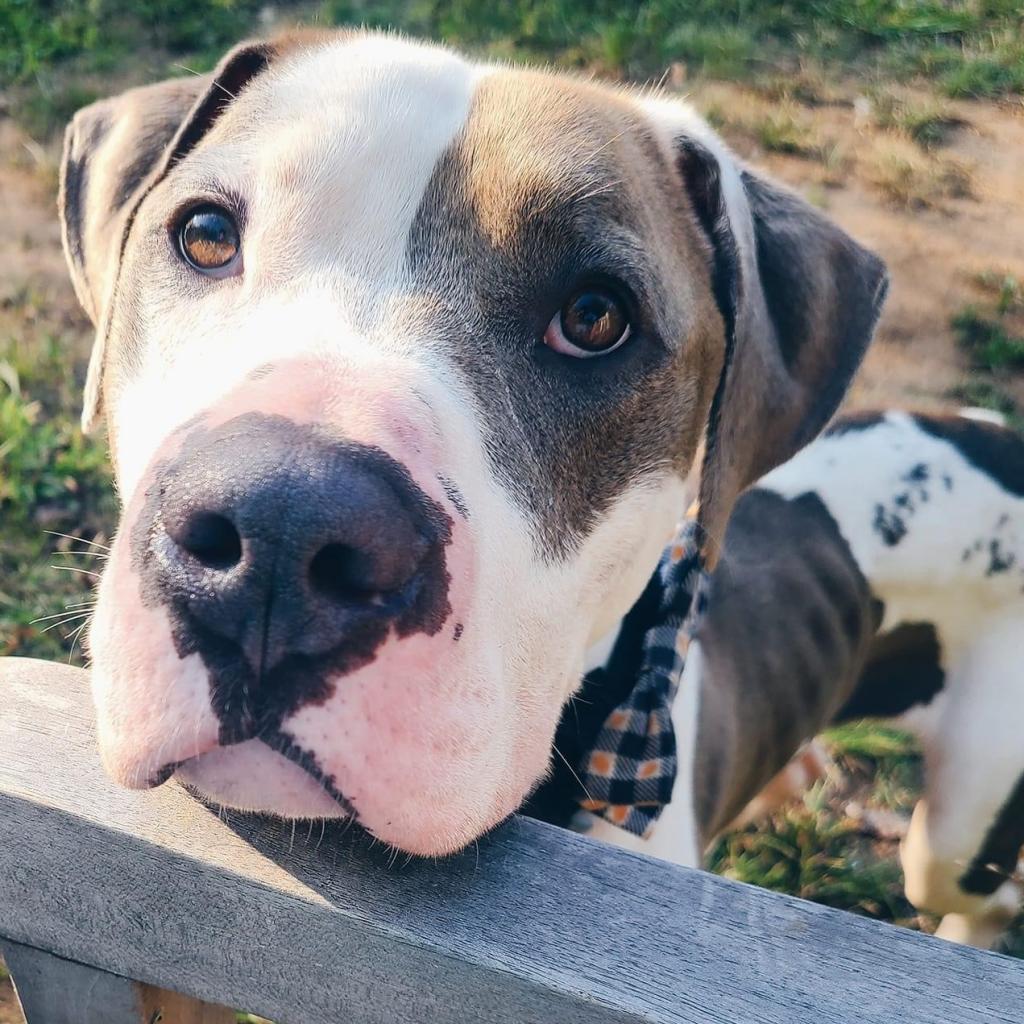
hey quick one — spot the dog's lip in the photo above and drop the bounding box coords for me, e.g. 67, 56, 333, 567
148, 761, 182, 787
260, 727, 358, 817
161, 730, 357, 819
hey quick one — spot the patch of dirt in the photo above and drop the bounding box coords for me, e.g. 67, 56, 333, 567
0, 120, 90, 356
690, 82, 1024, 414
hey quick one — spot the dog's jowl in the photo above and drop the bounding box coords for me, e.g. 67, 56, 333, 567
59, 31, 885, 855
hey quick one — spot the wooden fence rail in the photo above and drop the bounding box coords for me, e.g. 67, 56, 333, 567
0, 657, 1021, 1023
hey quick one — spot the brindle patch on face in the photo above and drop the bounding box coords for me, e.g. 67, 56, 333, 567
406, 70, 724, 560
130, 413, 453, 746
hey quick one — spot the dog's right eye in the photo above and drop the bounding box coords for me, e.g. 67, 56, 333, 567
176, 205, 240, 273
543, 286, 632, 358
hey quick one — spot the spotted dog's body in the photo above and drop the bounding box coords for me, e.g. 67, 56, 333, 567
61, 31, 889, 884
578, 410, 1024, 947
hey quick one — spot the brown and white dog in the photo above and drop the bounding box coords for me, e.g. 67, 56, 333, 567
534, 409, 1024, 949
60, 35, 888, 860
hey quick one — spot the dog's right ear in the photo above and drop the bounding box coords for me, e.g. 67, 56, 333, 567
59, 41, 275, 432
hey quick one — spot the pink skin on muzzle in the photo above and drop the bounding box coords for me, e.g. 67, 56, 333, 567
89, 358, 541, 855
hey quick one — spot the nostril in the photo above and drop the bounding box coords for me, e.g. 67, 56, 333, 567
309, 543, 383, 603
175, 511, 242, 570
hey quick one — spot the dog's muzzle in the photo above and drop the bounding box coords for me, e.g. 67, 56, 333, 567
132, 411, 453, 744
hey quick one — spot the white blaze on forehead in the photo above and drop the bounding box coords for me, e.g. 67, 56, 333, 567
239, 35, 484, 288
112, 37, 492, 496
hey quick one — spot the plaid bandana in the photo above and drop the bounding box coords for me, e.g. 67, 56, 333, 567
573, 517, 709, 837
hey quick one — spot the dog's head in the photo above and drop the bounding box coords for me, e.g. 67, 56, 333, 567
61, 31, 886, 854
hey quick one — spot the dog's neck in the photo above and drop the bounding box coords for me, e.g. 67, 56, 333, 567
525, 483, 882, 854
524, 570, 673, 830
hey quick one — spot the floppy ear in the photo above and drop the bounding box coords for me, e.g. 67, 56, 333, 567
676, 135, 888, 566
59, 41, 276, 432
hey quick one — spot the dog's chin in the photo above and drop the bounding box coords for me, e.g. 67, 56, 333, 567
174, 738, 520, 857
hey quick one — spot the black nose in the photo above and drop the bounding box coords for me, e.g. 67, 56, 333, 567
134, 413, 452, 736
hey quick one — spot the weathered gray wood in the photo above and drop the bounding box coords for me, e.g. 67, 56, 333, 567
0, 657, 1021, 1024
1, 939, 236, 1023
2, 940, 142, 1023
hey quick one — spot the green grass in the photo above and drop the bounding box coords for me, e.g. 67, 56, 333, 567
755, 109, 813, 156
824, 720, 919, 761
0, 288, 114, 662
974, 271, 1024, 316
869, 89, 961, 148
952, 306, 1024, 373
948, 273, 1024, 428
949, 378, 1018, 420
941, 53, 1024, 99
2, 1, 1023, 136
710, 725, 923, 923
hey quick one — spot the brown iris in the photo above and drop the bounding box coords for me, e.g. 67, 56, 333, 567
546, 287, 631, 357
178, 205, 240, 271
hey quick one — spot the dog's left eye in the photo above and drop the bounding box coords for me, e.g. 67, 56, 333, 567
176, 205, 240, 273
544, 286, 632, 358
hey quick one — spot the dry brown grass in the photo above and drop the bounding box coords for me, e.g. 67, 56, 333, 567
859, 136, 974, 209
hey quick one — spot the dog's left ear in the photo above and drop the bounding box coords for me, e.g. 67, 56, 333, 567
675, 135, 888, 566
59, 41, 276, 432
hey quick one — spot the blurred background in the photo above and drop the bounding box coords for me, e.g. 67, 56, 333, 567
1, 3, 1021, 1008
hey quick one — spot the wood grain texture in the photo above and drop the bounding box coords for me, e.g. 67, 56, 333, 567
1, 657, 1022, 1024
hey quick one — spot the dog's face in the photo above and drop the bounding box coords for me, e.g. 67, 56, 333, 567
60, 32, 885, 854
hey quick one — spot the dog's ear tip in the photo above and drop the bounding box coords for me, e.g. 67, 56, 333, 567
80, 405, 99, 435
80, 399, 100, 436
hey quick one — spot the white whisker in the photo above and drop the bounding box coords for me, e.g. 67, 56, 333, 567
36, 611, 93, 635
50, 564, 101, 579
44, 530, 111, 551
67, 618, 90, 664
31, 608, 95, 624
553, 743, 593, 803
54, 547, 109, 560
